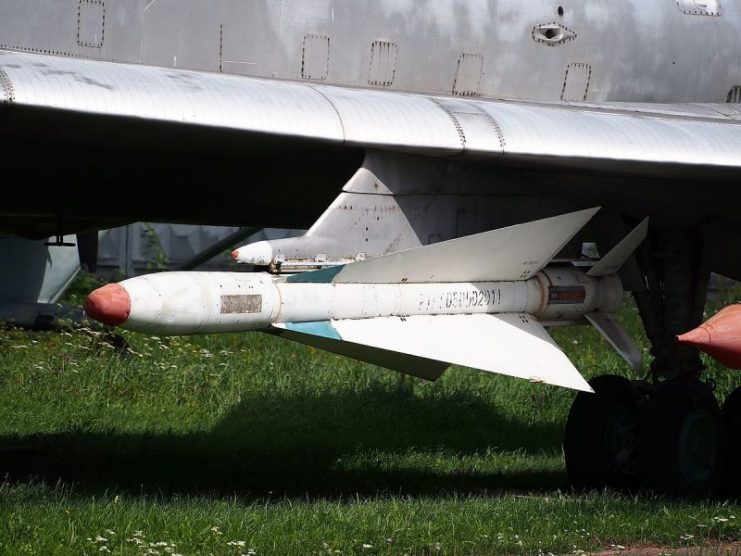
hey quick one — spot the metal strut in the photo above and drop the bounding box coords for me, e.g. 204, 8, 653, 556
634, 229, 708, 382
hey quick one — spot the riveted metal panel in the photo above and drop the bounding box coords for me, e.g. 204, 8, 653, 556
1, 0, 741, 104
5, 51, 741, 173
675, 0, 721, 15
476, 100, 741, 168
452, 53, 483, 97
431, 97, 505, 155
77, 0, 105, 48
368, 40, 397, 87
0, 51, 344, 142
531, 22, 577, 47
561, 63, 591, 101
301, 34, 330, 80
318, 85, 462, 153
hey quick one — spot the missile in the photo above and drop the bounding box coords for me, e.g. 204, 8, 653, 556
85, 267, 623, 336
85, 209, 648, 391
231, 241, 274, 266
677, 304, 741, 369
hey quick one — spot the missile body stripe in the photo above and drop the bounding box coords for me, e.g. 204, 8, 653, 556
285, 265, 345, 283
282, 320, 342, 340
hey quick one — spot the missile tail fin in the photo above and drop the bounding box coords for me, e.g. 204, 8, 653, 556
274, 313, 592, 392
287, 208, 600, 284
585, 312, 643, 373
588, 218, 649, 277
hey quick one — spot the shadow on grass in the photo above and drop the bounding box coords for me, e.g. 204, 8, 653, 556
0, 386, 566, 498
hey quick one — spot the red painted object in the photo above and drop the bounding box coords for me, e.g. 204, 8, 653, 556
677, 304, 741, 369
84, 283, 131, 326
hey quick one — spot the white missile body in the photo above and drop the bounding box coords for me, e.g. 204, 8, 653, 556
109, 268, 622, 336
85, 209, 648, 392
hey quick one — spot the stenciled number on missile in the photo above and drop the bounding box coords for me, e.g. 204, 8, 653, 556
418, 288, 502, 312
220, 294, 262, 314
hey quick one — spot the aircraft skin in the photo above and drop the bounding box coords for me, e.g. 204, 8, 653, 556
1, 0, 740, 497
1, 0, 741, 237
0, 0, 737, 103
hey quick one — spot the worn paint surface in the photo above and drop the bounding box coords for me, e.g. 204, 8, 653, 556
0, 0, 739, 103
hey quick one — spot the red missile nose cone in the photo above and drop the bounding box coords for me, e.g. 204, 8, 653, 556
676, 304, 741, 369
84, 284, 131, 326
231, 249, 239, 261
676, 326, 711, 347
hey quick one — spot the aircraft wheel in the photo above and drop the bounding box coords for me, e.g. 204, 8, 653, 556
564, 375, 640, 490
720, 386, 741, 496
640, 382, 725, 498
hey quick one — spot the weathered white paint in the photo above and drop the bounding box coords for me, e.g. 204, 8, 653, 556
327, 314, 593, 392
112, 267, 623, 335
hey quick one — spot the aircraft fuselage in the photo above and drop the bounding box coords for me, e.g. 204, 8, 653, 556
0, 0, 738, 103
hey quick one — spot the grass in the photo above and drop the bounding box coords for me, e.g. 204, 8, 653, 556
0, 276, 739, 554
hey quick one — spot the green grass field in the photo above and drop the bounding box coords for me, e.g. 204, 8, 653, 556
0, 277, 739, 555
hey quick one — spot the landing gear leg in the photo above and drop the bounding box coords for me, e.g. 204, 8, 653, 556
564, 228, 726, 497
721, 387, 741, 496
634, 230, 724, 497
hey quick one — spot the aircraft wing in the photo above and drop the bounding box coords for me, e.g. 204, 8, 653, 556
2, 49, 741, 180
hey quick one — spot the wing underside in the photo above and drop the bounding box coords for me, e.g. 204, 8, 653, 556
2, 50, 741, 178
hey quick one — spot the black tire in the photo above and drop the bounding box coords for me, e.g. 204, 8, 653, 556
640, 382, 725, 498
720, 386, 741, 497
565, 375, 640, 490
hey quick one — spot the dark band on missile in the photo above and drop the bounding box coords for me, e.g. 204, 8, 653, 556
548, 286, 586, 304
220, 294, 262, 314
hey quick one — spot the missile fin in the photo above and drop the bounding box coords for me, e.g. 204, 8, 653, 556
275, 313, 592, 392
585, 312, 643, 373
273, 321, 448, 381
286, 208, 600, 284
587, 218, 649, 277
